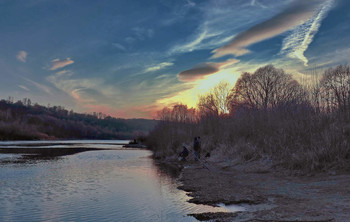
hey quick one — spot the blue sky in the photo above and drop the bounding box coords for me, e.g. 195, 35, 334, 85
0, 0, 349, 118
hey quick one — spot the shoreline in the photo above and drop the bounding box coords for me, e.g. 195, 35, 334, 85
158, 158, 350, 222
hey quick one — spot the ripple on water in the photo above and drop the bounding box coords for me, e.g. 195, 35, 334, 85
0, 146, 234, 222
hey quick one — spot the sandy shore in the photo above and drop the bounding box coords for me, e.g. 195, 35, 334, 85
162, 158, 350, 222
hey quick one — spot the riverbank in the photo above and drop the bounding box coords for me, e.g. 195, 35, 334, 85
160, 158, 350, 221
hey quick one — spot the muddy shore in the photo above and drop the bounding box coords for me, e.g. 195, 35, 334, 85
159, 158, 350, 222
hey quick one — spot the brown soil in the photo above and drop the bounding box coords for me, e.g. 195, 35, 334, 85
166, 159, 350, 222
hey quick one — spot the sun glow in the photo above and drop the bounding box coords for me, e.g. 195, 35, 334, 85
156, 68, 241, 108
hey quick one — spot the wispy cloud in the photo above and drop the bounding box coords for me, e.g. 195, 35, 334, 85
212, 0, 325, 58
169, 23, 230, 55
178, 59, 239, 82
47, 71, 121, 107
49, 58, 74, 70
280, 0, 335, 66
250, 0, 267, 9
168, 1, 287, 56
112, 43, 127, 52
145, 62, 174, 72
55, 70, 73, 77
23, 77, 52, 94
18, 85, 30, 91
16, 50, 27, 62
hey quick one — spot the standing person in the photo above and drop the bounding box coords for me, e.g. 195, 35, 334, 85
193, 137, 201, 161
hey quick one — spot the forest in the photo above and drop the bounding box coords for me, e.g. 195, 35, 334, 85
0, 98, 156, 140
146, 64, 350, 172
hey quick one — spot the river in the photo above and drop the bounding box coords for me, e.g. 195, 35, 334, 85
0, 140, 228, 222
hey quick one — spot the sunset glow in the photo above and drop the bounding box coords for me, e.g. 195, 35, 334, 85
157, 69, 241, 108
0, 0, 349, 118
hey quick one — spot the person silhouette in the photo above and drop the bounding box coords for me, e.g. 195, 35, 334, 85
193, 137, 201, 161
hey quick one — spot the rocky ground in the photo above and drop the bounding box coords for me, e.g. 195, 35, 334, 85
163, 158, 350, 222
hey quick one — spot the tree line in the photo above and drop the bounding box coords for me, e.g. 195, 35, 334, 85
147, 64, 350, 172
0, 99, 157, 140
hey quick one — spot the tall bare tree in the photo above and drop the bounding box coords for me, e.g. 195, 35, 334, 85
230, 65, 306, 110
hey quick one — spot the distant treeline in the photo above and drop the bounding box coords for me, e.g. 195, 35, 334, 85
0, 98, 157, 140
147, 64, 350, 173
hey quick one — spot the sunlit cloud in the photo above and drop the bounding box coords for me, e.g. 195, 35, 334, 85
145, 62, 174, 72
18, 85, 30, 91
212, 0, 325, 58
280, 0, 335, 66
49, 58, 74, 70
16, 50, 27, 62
178, 59, 239, 82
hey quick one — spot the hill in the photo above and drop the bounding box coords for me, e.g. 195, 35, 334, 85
0, 98, 157, 140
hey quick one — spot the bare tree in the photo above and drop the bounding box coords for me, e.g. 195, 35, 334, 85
157, 104, 197, 123
230, 65, 306, 110
320, 65, 350, 113
197, 81, 232, 116
171, 104, 197, 123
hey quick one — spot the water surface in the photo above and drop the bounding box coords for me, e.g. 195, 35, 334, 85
0, 141, 228, 222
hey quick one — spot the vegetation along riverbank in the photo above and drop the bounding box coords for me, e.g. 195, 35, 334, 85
147, 64, 350, 221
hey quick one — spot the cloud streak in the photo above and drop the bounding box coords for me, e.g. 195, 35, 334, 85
16, 51, 27, 62
49, 58, 74, 70
145, 62, 174, 72
212, 0, 325, 58
18, 85, 30, 91
280, 0, 334, 66
23, 77, 52, 94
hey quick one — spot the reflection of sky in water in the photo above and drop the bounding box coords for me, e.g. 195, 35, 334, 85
0, 140, 130, 149
0, 147, 233, 222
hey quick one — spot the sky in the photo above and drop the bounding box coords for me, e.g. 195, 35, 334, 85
0, 0, 349, 119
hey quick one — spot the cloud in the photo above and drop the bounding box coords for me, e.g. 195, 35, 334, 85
47, 71, 121, 108
18, 85, 30, 91
185, 0, 196, 7
16, 51, 27, 62
212, 0, 325, 58
49, 58, 74, 70
178, 63, 219, 82
55, 70, 73, 76
280, 0, 335, 66
145, 62, 174, 72
178, 59, 239, 82
112, 43, 127, 51
169, 24, 228, 55
250, 0, 268, 9
23, 77, 52, 94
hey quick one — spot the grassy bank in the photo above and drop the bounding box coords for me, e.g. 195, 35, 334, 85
146, 65, 350, 173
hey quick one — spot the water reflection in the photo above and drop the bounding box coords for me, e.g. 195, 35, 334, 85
0, 142, 229, 222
